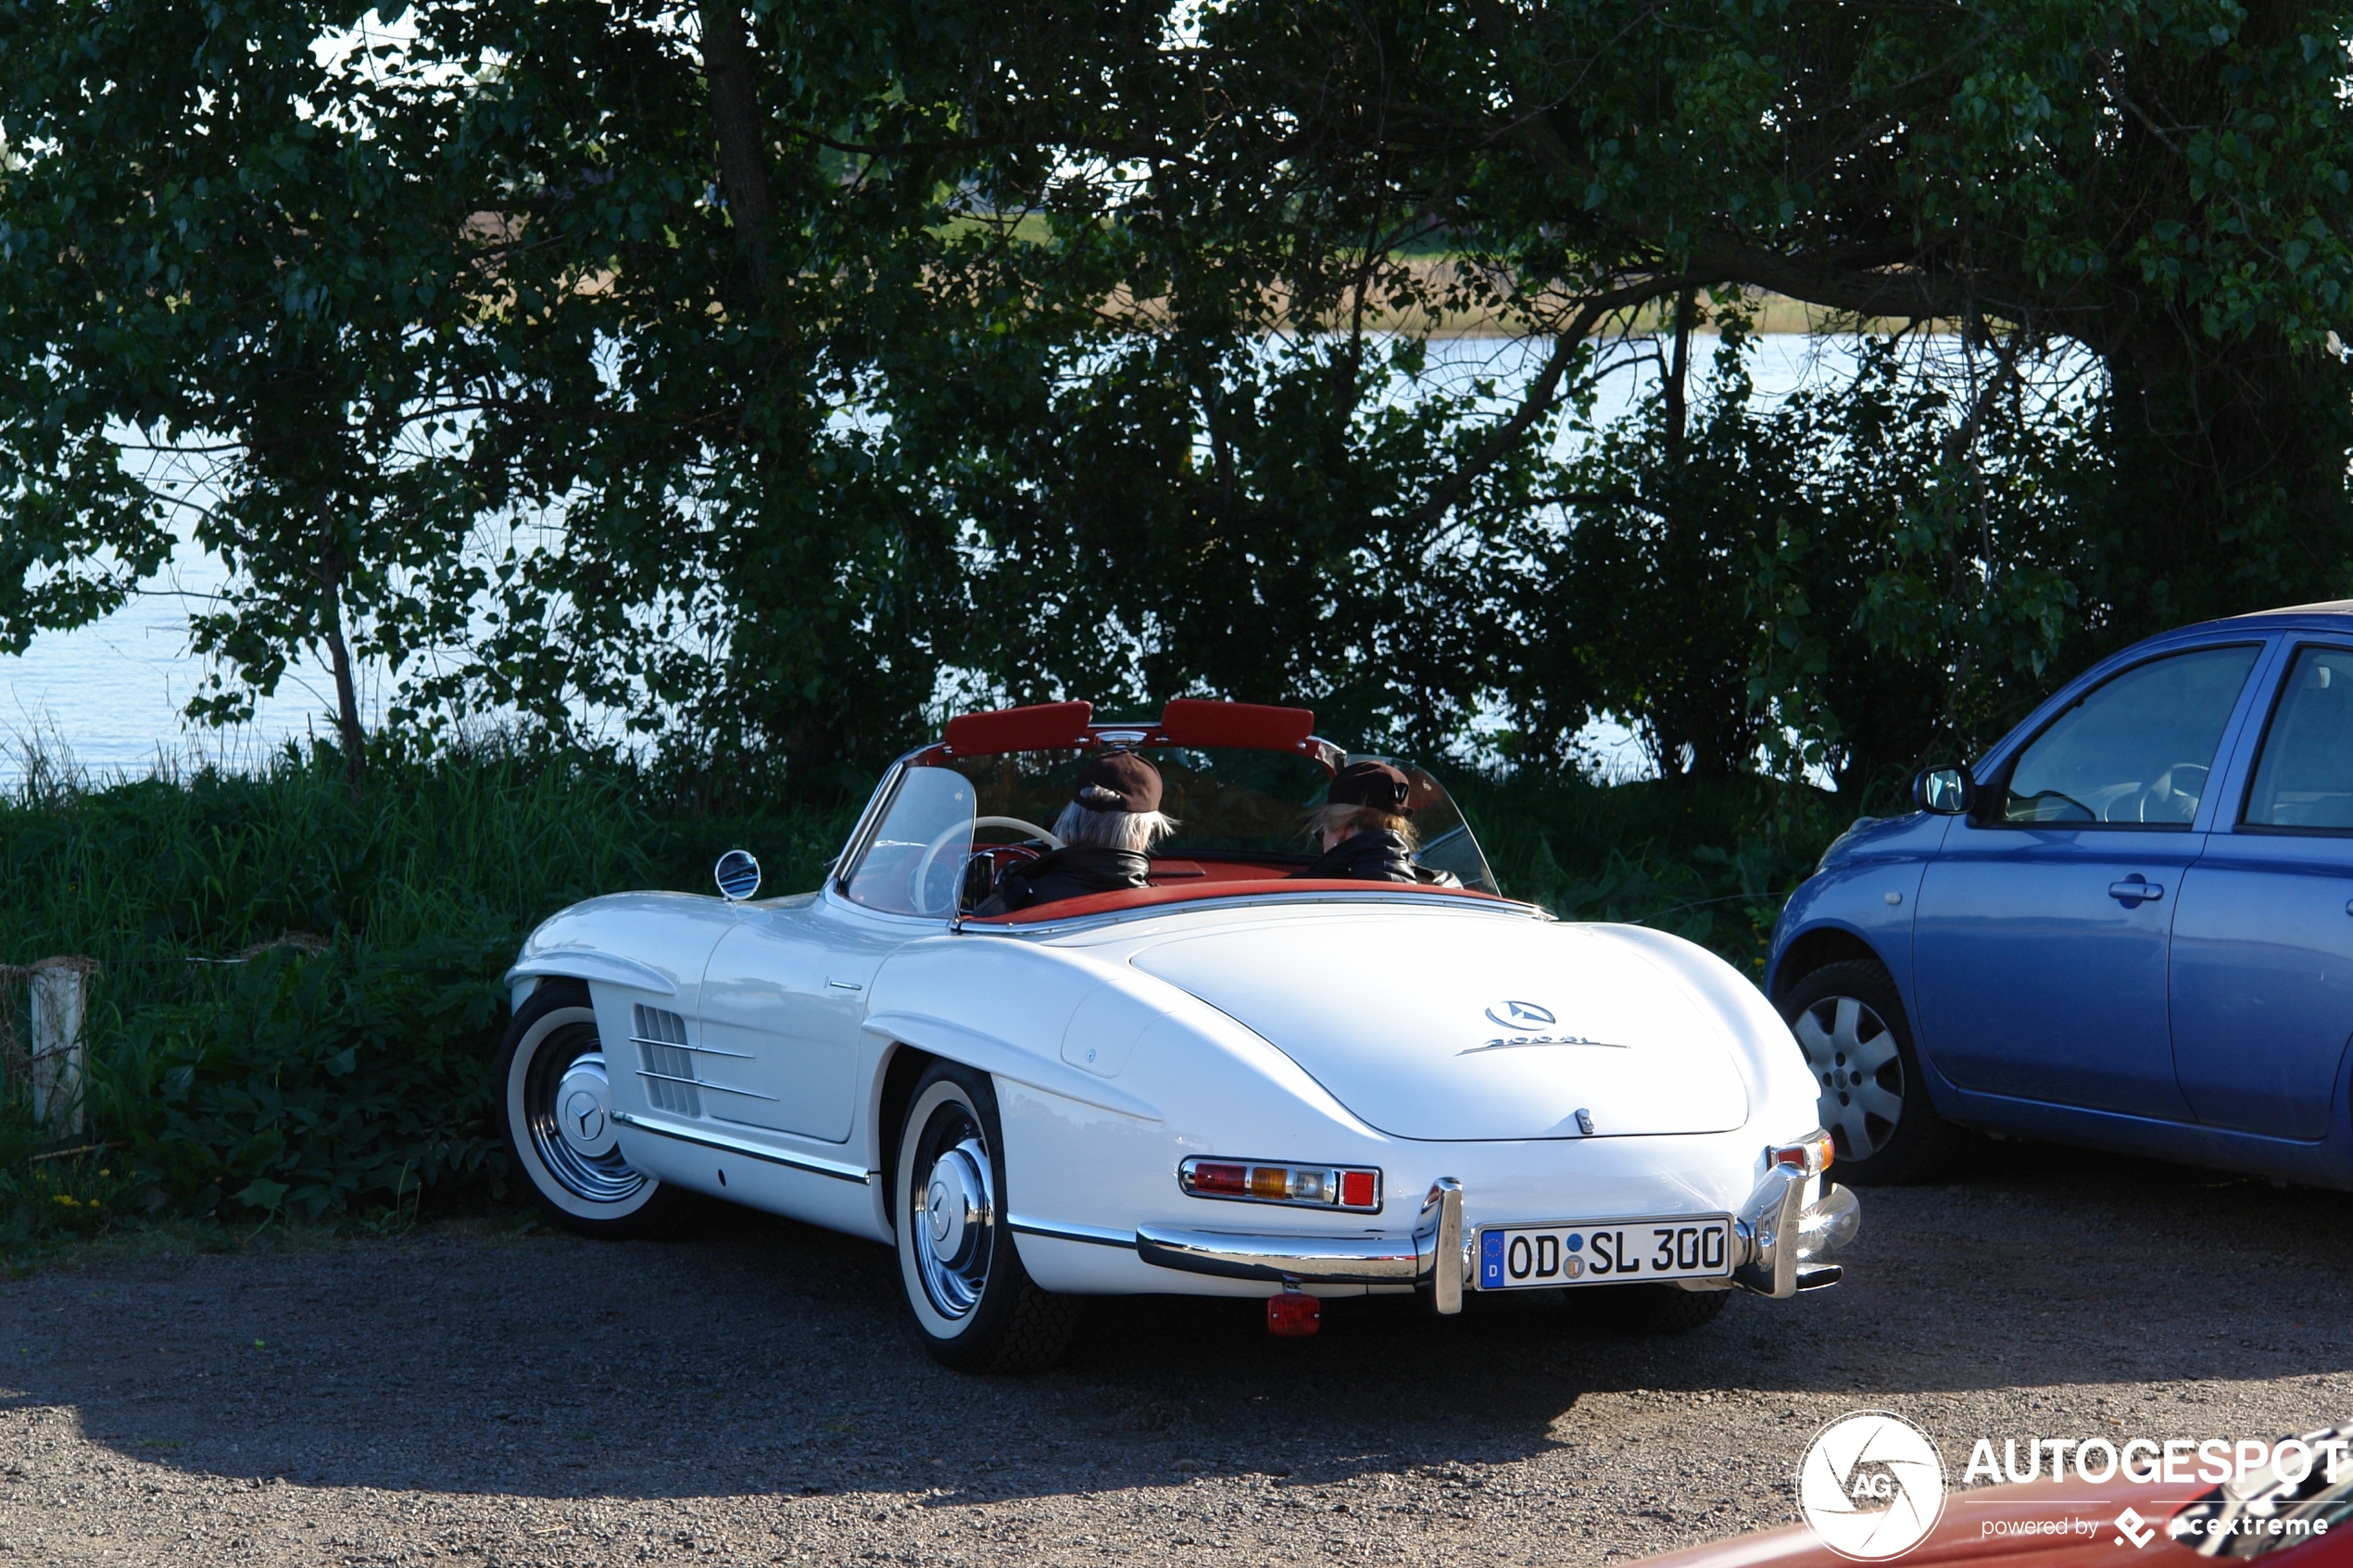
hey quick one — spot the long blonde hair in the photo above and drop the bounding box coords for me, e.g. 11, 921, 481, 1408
1307, 803, 1417, 849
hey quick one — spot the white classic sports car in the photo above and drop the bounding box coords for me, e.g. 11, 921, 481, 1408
498, 700, 1860, 1372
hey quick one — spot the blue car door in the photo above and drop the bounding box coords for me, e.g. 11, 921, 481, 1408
1911, 643, 2266, 1119
2171, 643, 2353, 1141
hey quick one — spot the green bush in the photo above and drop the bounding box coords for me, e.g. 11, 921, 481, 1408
0, 743, 1851, 1236
0, 741, 860, 1236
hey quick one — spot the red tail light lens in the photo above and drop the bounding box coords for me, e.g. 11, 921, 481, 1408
1187, 1161, 1248, 1196
1178, 1157, 1382, 1212
1772, 1130, 1835, 1176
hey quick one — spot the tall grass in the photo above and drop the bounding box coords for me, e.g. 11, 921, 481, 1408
0, 741, 860, 1243
0, 742, 1850, 1246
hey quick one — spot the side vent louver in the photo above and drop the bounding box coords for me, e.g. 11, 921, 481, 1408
632, 1004, 701, 1117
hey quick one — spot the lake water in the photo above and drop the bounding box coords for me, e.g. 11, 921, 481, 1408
0, 333, 1895, 786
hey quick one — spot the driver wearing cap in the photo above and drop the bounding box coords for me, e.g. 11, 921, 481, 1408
974, 751, 1176, 914
1298, 760, 1418, 883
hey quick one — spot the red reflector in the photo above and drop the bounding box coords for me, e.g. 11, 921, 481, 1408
1340, 1170, 1377, 1209
1190, 1161, 1248, 1196
1266, 1292, 1321, 1337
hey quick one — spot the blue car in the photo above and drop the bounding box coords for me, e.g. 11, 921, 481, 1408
1768, 602, 2353, 1185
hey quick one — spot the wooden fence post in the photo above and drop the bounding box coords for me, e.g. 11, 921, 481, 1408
29, 959, 88, 1139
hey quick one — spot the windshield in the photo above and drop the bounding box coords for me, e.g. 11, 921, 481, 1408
839, 765, 975, 918
938, 745, 1499, 893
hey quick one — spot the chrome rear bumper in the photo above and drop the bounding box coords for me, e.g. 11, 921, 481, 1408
1132, 1167, 1855, 1311
1133, 1177, 1465, 1306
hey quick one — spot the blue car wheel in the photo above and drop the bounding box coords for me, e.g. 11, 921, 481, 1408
1779, 960, 1958, 1185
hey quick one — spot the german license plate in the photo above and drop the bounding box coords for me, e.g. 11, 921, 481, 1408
1476, 1216, 1733, 1289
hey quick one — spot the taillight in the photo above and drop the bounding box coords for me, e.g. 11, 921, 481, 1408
1772, 1130, 1835, 1176
1178, 1157, 1382, 1212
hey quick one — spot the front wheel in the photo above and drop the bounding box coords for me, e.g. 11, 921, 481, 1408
893, 1062, 1082, 1373
497, 979, 700, 1238
1779, 958, 1958, 1185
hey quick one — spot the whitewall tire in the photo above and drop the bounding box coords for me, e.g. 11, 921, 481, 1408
892, 1061, 1082, 1373
497, 979, 698, 1238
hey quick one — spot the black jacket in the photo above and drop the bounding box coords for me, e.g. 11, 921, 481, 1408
975, 847, 1151, 914
1298, 829, 1417, 884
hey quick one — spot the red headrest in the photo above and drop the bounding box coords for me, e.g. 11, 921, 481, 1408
943, 701, 1095, 754
1157, 698, 1316, 750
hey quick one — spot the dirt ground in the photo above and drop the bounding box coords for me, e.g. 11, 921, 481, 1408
3, 1141, 2348, 1568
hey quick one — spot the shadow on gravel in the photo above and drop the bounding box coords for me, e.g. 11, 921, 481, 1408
3, 1137, 2350, 1504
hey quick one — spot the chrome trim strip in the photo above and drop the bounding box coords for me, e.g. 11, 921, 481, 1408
1135, 1224, 1427, 1285
1007, 1216, 1138, 1249
610, 1110, 872, 1185
629, 1033, 754, 1060
632, 1068, 777, 1101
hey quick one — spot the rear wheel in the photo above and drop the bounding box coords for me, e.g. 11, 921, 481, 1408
1780, 958, 1958, 1185
893, 1062, 1082, 1374
497, 979, 700, 1238
1577, 1284, 1731, 1335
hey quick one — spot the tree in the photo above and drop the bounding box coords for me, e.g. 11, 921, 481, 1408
0, 2, 496, 789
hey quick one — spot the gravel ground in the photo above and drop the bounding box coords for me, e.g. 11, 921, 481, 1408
3, 1141, 2349, 1568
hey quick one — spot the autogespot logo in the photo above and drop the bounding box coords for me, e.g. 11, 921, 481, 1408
1798, 1411, 1948, 1561
1483, 999, 1556, 1029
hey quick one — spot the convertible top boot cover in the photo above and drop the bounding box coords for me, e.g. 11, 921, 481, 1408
1129, 917, 1751, 1141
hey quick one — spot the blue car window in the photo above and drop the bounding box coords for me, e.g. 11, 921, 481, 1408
2244, 646, 2353, 832
2001, 645, 2260, 827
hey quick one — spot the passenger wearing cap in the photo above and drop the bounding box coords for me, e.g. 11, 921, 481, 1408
1298, 760, 1418, 883
974, 751, 1176, 914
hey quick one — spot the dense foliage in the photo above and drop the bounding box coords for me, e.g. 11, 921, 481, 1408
6, 0, 2351, 798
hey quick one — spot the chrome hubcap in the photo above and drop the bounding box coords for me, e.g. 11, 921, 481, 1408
911, 1122, 994, 1321
1793, 996, 1906, 1162
526, 1042, 648, 1205
558, 1059, 618, 1158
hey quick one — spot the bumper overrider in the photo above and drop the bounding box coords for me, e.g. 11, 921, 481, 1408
1133, 1144, 1860, 1313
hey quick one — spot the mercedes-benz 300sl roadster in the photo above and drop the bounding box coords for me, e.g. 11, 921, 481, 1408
498, 700, 1859, 1371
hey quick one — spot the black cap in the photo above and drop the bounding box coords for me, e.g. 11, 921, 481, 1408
1329, 760, 1412, 815
1072, 750, 1164, 813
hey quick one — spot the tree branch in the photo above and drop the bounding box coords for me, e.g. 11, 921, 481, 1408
1399, 277, 1682, 527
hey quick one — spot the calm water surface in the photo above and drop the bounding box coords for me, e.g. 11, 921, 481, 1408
1, 334, 1888, 785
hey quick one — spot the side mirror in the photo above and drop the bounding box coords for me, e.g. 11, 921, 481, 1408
714, 848, 761, 901
1912, 765, 1976, 816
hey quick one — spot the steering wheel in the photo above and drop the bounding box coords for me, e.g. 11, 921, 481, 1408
975, 815, 1063, 849
2134, 762, 2209, 824
910, 816, 1066, 915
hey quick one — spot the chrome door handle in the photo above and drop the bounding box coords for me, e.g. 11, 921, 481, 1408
2108, 879, 2165, 904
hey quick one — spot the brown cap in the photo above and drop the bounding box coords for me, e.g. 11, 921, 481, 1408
1072, 750, 1163, 813
1328, 760, 1412, 815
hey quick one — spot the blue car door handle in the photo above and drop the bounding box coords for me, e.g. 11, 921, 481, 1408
2109, 878, 2165, 904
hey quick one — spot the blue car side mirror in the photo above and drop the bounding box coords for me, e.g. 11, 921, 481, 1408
1912, 765, 1976, 816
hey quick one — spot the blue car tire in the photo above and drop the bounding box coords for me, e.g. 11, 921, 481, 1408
1779, 960, 1959, 1185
